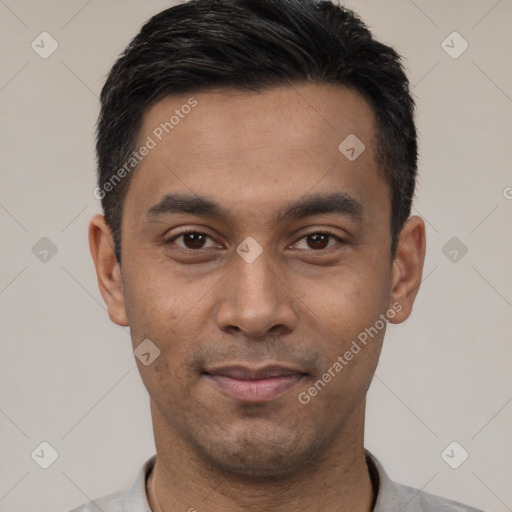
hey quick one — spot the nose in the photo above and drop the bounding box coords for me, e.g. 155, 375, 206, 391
215, 248, 298, 339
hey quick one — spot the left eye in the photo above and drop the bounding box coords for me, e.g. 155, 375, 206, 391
294, 233, 341, 250
172, 232, 217, 250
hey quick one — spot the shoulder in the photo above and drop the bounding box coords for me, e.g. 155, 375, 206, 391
67, 489, 125, 512
392, 480, 486, 512
366, 450, 486, 512
64, 455, 155, 512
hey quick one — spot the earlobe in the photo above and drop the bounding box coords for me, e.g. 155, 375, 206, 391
388, 215, 426, 324
89, 214, 129, 326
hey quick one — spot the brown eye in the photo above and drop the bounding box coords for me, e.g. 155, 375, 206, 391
293, 232, 342, 251
306, 233, 330, 249
170, 231, 217, 250
182, 233, 207, 249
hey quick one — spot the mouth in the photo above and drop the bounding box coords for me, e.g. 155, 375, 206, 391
203, 365, 308, 403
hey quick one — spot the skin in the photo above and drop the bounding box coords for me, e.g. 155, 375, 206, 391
89, 83, 426, 512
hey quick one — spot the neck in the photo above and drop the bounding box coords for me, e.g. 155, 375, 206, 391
147, 401, 374, 512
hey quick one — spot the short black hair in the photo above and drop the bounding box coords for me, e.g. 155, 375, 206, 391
96, 0, 417, 263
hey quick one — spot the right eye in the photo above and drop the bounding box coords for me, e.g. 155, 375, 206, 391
166, 231, 219, 250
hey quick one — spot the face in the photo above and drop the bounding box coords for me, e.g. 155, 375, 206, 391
90, 83, 425, 478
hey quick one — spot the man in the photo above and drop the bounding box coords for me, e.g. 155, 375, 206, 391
71, 0, 484, 510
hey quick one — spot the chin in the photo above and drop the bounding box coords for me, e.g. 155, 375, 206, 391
193, 427, 326, 479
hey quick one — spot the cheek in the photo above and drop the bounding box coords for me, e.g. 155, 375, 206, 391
121, 258, 210, 379
299, 261, 390, 340
293, 258, 390, 401
122, 256, 188, 340
140, 355, 201, 431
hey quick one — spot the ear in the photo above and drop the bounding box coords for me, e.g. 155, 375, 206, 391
388, 215, 426, 324
89, 214, 129, 326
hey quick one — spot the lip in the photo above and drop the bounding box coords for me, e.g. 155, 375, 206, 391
204, 365, 307, 403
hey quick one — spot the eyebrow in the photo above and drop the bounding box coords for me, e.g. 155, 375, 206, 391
276, 192, 364, 223
145, 191, 364, 224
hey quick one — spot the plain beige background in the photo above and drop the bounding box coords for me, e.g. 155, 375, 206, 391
0, 1, 511, 511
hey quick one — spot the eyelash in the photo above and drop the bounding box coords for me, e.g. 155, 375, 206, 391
167, 229, 219, 250
165, 229, 345, 252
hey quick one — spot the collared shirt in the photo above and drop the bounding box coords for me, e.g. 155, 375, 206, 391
68, 451, 485, 512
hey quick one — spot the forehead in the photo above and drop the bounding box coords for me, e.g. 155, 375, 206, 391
140, 83, 375, 155
124, 83, 387, 223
